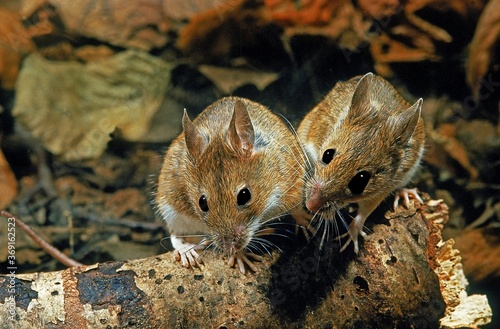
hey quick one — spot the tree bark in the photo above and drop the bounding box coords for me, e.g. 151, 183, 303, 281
0, 198, 491, 328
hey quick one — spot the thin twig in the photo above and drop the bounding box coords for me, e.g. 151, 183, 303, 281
1, 210, 83, 267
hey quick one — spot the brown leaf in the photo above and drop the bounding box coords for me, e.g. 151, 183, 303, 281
265, 0, 369, 50
12, 50, 173, 161
466, 0, 500, 97
357, 0, 400, 19
425, 123, 480, 180
359, 0, 483, 77
104, 188, 148, 219
264, 0, 344, 26
198, 65, 279, 94
404, 0, 484, 18
454, 228, 500, 282
370, 32, 439, 64
21, 0, 171, 51
177, 0, 276, 62
368, 15, 447, 77
0, 148, 18, 209
0, 8, 35, 89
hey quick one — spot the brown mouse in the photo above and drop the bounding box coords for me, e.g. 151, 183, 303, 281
156, 97, 308, 273
297, 73, 425, 253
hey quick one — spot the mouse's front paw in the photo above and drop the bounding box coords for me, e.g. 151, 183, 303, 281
338, 228, 364, 254
337, 213, 366, 254
393, 188, 423, 210
171, 235, 207, 269
228, 250, 263, 274
174, 248, 203, 268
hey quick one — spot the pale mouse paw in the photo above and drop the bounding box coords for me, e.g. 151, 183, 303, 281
393, 188, 423, 210
339, 231, 361, 254
337, 214, 366, 254
171, 235, 207, 269
174, 248, 203, 268
228, 250, 263, 274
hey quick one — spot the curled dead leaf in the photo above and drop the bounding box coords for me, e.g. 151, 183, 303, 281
21, 0, 170, 51
425, 123, 479, 180
198, 65, 279, 94
264, 0, 343, 26
0, 7, 35, 89
466, 0, 500, 97
265, 0, 369, 50
455, 228, 500, 282
0, 148, 18, 209
13, 50, 173, 161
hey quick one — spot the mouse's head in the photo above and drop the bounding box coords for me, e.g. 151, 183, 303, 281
304, 73, 422, 214
182, 99, 304, 256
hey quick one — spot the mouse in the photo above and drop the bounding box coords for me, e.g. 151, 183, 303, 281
297, 72, 425, 253
156, 96, 309, 274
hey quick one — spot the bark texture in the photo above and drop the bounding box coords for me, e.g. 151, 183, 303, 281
0, 198, 488, 328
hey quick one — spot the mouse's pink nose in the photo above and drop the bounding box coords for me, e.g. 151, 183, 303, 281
306, 181, 325, 213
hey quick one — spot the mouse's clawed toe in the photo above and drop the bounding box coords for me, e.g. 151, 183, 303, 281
184, 249, 203, 268
339, 234, 360, 254
171, 235, 206, 269
393, 188, 423, 210
174, 248, 204, 269
338, 213, 367, 254
228, 250, 262, 274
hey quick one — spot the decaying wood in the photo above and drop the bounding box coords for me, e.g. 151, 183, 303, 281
0, 198, 491, 328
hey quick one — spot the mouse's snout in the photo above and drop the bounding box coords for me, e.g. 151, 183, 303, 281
218, 224, 249, 255
306, 180, 326, 213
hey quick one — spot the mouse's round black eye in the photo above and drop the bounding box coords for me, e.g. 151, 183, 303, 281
348, 171, 371, 195
199, 195, 209, 212
237, 188, 251, 206
322, 148, 336, 164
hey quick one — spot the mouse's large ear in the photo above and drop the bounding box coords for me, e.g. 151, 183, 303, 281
227, 99, 255, 156
182, 109, 207, 161
391, 98, 423, 144
347, 72, 373, 122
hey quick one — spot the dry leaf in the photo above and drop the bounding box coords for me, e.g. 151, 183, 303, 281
22, 0, 165, 50
425, 123, 479, 179
20, 0, 231, 51
265, 0, 369, 50
198, 65, 279, 94
74, 45, 116, 63
404, 0, 484, 19
13, 50, 173, 161
357, 0, 400, 19
161, 0, 230, 21
0, 7, 35, 89
0, 148, 18, 209
264, 0, 343, 26
104, 188, 148, 219
359, 0, 483, 77
177, 0, 277, 62
370, 32, 439, 63
466, 0, 500, 97
454, 228, 500, 282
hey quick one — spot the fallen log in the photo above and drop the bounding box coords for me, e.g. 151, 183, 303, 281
0, 197, 492, 328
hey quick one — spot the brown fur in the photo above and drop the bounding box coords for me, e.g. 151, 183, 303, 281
156, 97, 307, 257
297, 73, 425, 252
